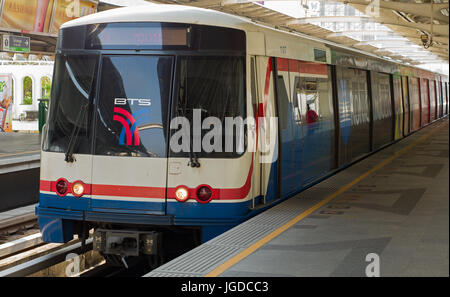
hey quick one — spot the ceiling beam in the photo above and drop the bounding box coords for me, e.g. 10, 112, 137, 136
287, 16, 372, 25
341, 1, 449, 24
285, 16, 448, 37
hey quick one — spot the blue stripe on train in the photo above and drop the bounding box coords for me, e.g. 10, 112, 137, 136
38, 193, 253, 221
37, 193, 257, 243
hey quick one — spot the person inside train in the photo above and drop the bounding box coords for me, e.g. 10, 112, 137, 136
306, 104, 319, 124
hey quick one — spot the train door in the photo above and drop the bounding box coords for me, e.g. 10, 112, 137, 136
392, 75, 404, 140
436, 80, 442, 118
336, 67, 371, 166
438, 81, 445, 118
420, 78, 430, 126
163, 54, 248, 230
444, 82, 447, 115
401, 76, 410, 136
249, 56, 259, 208
409, 77, 421, 132
295, 62, 335, 185
289, 60, 306, 190
255, 56, 279, 204
91, 55, 173, 213
371, 71, 394, 149
274, 57, 296, 198
429, 80, 436, 122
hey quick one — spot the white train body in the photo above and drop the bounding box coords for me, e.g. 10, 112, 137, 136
36, 4, 448, 259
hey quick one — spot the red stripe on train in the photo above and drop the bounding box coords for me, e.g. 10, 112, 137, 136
39, 159, 253, 201
276, 58, 327, 76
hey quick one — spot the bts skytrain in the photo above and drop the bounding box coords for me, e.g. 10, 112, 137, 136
36, 3, 449, 264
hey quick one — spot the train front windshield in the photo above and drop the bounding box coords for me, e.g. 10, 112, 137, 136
43, 23, 246, 158
43, 54, 98, 154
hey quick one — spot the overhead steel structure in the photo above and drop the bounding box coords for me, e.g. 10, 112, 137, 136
148, 0, 448, 67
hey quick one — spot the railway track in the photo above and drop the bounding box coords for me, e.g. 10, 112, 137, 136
0, 213, 104, 277
0, 238, 95, 277
0, 212, 38, 239
0, 238, 153, 277
0, 213, 182, 277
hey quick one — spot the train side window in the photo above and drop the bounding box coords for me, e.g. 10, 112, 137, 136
295, 76, 333, 125
250, 57, 257, 116
276, 75, 289, 130
303, 78, 320, 124
293, 77, 302, 123
293, 63, 334, 127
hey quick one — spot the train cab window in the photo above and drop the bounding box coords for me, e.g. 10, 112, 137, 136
94, 55, 173, 157
171, 55, 246, 157
43, 54, 98, 153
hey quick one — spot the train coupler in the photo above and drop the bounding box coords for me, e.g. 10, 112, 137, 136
93, 229, 162, 257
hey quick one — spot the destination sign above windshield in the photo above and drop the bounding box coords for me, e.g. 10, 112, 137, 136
86, 23, 189, 49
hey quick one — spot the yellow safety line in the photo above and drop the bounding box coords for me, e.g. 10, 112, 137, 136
0, 150, 41, 158
205, 120, 448, 277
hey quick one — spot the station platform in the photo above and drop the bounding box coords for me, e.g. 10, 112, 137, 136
0, 204, 36, 221
146, 118, 449, 277
0, 132, 41, 160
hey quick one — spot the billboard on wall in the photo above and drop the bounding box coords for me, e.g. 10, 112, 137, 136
0, 0, 98, 34
50, 0, 97, 33
0, 74, 13, 132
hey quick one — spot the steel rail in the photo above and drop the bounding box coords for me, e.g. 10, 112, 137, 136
0, 233, 43, 258
0, 238, 93, 277
0, 213, 38, 237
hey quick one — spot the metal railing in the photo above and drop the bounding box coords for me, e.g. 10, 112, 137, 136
38, 98, 49, 133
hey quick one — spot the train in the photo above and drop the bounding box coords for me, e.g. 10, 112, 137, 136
36, 3, 449, 265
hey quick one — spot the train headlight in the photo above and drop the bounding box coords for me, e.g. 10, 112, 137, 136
175, 186, 189, 202
55, 178, 68, 196
72, 181, 85, 197
196, 185, 213, 203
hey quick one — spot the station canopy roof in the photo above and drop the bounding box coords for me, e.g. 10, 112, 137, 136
1, 0, 448, 74
147, 0, 449, 74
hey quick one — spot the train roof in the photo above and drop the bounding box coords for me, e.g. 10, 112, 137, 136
61, 3, 447, 79
61, 3, 252, 30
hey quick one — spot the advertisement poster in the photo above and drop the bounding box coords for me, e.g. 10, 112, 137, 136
49, 0, 98, 33
0, 74, 13, 132
0, 0, 97, 33
0, 0, 39, 32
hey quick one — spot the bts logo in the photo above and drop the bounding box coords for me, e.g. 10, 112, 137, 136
113, 107, 140, 146
113, 98, 152, 146
114, 98, 151, 106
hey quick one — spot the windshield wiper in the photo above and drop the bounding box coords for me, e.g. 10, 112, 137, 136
65, 104, 88, 163
187, 110, 200, 168
188, 148, 201, 168
177, 72, 200, 168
